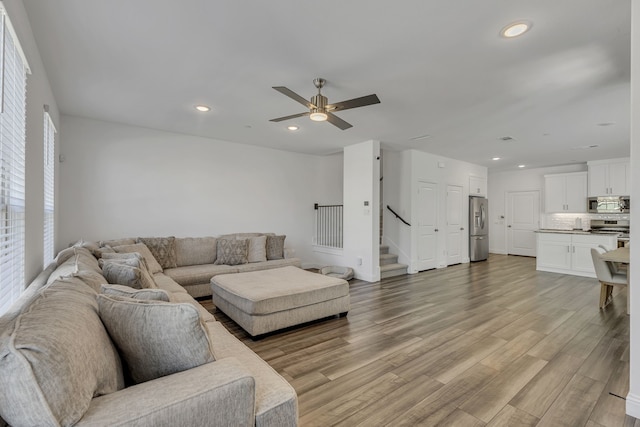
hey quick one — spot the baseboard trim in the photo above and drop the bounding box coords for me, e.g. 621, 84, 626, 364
626, 392, 640, 418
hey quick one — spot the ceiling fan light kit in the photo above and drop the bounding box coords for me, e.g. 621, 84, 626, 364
270, 77, 380, 130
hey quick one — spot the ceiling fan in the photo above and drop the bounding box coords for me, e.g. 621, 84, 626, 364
270, 78, 380, 130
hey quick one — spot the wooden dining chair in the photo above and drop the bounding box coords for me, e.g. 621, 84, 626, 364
591, 247, 628, 309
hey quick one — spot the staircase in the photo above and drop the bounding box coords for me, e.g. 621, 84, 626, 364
380, 245, 408, 279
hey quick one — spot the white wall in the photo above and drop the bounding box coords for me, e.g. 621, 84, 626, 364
343, 140, 380, 282
383, 149, 487, 273
58, 115, 343, 267
3, 0, 60, 284
627, 0, 640, 417
488, 164, 586, 254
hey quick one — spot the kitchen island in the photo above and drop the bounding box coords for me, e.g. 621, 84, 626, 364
536, 230, 618, 278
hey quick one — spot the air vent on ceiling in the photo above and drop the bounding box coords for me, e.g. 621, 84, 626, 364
570, 144, 599, 150
499, 136, 515, 141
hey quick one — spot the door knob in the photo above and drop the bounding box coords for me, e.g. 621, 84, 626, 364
434, 229, 439, 232
507, 225, 512, 228
460, 227, 464, 230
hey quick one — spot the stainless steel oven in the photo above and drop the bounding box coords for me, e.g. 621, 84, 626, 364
587, 196, 630, 213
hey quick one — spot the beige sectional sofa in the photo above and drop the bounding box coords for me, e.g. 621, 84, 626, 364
0, 236, 299, 426
104, 233, 301, 298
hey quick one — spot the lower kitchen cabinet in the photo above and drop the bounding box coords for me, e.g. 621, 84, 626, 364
536, 232, 617, 278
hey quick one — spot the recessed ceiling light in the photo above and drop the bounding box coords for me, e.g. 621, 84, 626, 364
287, 125, 299, 131
492, 157, 501, 161
195, 105, 211, 112
518, 164, 526, 168
500, 21, 532, 38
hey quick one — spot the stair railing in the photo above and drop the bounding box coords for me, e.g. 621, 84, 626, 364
386, 205, 410, 226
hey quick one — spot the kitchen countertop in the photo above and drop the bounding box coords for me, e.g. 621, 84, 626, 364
536, 229, 626, 236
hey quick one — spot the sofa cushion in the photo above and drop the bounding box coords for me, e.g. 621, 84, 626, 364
175, 236, 217, 267
206, 320, 297, 426
235, 258, 302, 274
101, 284, 170, 301
266, 235, 286, 260
73, 269, 109, 292
152, 272, 190, 294
164, 264, 239, 287
100, 237, 136, 247
214, 239, 248, 266
47, 247, 102, 285
137, 237, 178, 269
218, 232, 264, 240
102, 261, 156, 289
170, 291, 216, 322
0, 277, 124, 427
112, 242, 163, 274
246, 235, 267, 263
97, 295, 215, 384
101, 251, 150, 272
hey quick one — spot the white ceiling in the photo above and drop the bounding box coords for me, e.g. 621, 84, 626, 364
23, 0, 631, 171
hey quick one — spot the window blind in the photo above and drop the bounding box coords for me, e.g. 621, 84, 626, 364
43, 109, 56, 267
0, 5, 29, 315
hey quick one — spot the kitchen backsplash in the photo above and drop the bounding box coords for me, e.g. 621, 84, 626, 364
542, 213, 630, 230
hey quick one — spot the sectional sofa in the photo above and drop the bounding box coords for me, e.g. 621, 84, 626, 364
0, 235, 299, 426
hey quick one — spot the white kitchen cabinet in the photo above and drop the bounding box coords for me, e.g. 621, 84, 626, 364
544, 172, 587, 213
469, 175, 487, 197
587, 158, 630, 196
536, 232, 617, 278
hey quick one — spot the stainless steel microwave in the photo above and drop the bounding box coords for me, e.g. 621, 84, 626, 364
587, 196, 630, 213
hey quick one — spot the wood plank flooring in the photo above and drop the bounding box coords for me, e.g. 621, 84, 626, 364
200, 254, 638, 426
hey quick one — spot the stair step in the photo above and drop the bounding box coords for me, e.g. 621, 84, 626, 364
380, 263, 408, 279
380, 253, 398, 266
380, 245, 389, 255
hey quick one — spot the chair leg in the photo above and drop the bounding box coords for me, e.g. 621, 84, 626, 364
600, 283, 608, 308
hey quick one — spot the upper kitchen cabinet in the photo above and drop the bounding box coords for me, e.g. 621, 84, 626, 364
544, 172, 587, 213
469, 175, 487, 197
587, 158, 630, 196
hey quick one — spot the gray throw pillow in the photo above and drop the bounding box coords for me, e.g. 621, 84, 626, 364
101, 251, 150, 272
97, 294, 215, 384
214, 239, 249, 266
137, 237, 178, 269
266, 235, 286, 260
102, 261, 156, 289
101, 284, 170, 301
112, 243, 163, 274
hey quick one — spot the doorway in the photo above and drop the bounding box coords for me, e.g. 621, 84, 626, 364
506, 191, 540, 256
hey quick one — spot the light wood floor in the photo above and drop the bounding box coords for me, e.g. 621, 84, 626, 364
201, 254, 637, 426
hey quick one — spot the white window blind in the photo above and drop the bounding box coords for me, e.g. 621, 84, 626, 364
43, 108, 56, 267
0, 4, 29, 315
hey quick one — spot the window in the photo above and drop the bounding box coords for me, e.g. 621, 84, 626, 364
0, 5, 30, 315
43, 107, 56, 267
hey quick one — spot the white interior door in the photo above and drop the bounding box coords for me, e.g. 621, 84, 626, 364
446, 184, 463, 265
417, 181, 438, 271
507, 191, 540, 256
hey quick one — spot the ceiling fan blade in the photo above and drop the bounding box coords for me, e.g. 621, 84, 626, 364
269, 112, 310, 122
326, 112, 352, 130
326, 94, 380, 112
272, 86, 316, 109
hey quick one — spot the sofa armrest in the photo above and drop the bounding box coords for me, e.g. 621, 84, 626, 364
77, 358, 255, 427
284, 248, 296, 259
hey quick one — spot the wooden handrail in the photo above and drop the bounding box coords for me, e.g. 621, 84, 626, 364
387, 205, 410, 226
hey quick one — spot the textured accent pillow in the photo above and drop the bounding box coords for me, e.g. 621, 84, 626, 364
97, 294, 215, 384
101, 251, 149, 272
214, 239, 249, 266
55, 246, 77, 266
102, 261, 156, 289
72, 270, 108, 292
101, 284, 170, 301
137, 237, 178, 269
266, 235, 286, 260
246, 235, 267, 263
112, 243, 163, 273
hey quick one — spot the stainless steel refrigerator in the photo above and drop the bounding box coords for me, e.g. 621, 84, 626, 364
469, 196, 489, 262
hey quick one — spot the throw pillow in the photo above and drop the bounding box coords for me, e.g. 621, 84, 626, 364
266, 235, 286, 260
247, 235, 267, 263
97, 294, 215, 384
102, 261, 156, 289
101, 251, 150, 272
55, 246, 77, 266
101, 284, 170, 301
137, 237, 178, 269
72, 270, 108, 292
214, 238, 248, 266
112, 243, 163, 274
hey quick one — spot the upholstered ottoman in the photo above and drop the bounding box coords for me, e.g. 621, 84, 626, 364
211, 266, 350, 337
